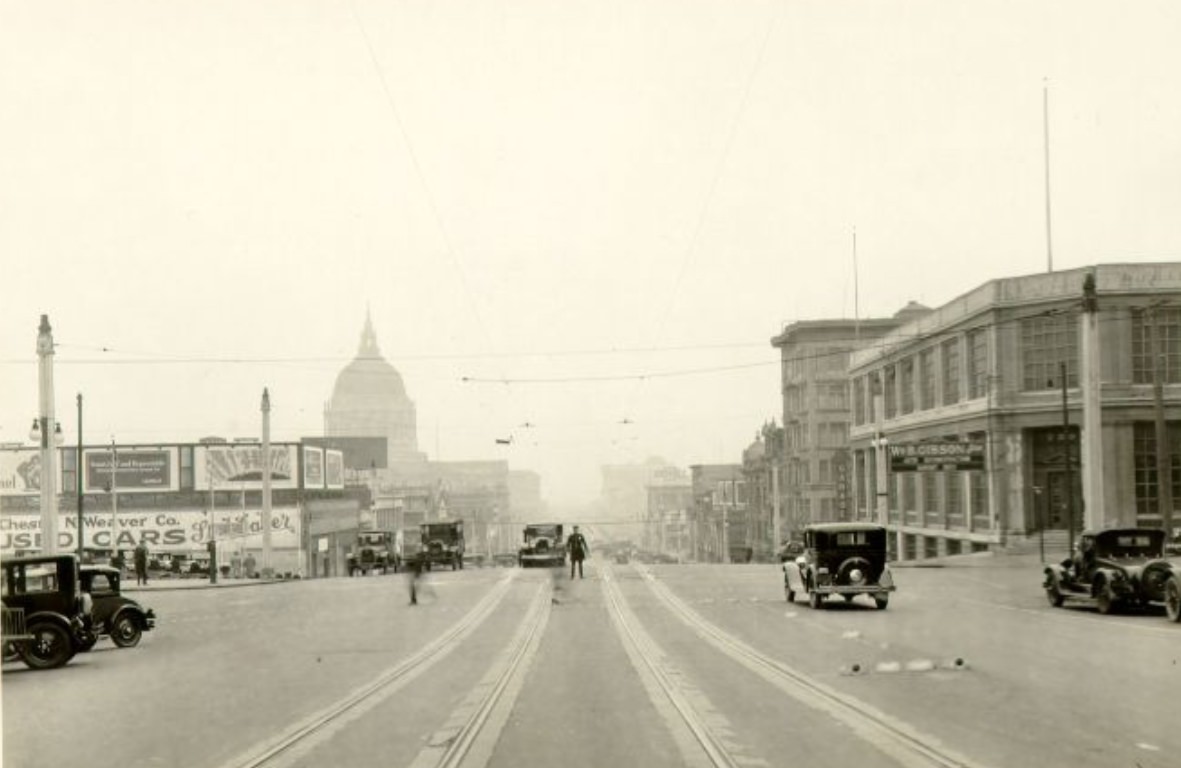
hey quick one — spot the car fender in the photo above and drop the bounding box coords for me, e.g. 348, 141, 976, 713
22, 610, 75, 633
111, 605, 152, 630
782, 561, 805, 593
879, 565, 895, 589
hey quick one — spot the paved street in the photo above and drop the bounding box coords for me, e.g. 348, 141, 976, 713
5, 556, 1180, 768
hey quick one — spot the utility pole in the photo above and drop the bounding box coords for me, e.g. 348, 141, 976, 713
1061, 361, 1074, 554
1080, 272, 1105, 528
261, 388, 273, 578
76, 394, 84, 557
1151, 307, 1175, 536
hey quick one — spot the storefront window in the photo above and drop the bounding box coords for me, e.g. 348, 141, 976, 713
1133, 421, 1181, 524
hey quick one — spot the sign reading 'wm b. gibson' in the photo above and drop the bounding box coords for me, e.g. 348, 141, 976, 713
888, 441, 985, 472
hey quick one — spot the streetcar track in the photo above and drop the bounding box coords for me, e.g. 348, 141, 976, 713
407, 578, 552, 768
216, 572, 518, 768
600, 566, 742, 768
635, 565, 993, 768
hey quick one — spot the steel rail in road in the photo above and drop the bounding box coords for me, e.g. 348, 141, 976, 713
600, 567, 742, 768
636, 565, 993, 768
217, 572, 519, 768
406, 578, 553, 768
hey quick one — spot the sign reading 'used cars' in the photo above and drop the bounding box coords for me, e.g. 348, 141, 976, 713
888, 441, 985, 472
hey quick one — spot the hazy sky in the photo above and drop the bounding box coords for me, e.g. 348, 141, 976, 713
2, 1, 1180, 505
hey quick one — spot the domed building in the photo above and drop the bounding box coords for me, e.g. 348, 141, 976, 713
324, 313, 425, 463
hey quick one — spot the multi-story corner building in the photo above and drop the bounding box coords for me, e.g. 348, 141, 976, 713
770, 307, 926, 528
847, 263, 1181, 561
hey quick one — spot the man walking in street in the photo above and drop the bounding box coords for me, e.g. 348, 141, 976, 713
133, 542, 149, 586
567, 525, 589, 579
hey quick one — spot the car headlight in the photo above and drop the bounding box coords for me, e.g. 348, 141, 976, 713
849, 568, 864, 584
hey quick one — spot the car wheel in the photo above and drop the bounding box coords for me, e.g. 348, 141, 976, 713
3, 641, 20, 663
1165, 577, 1181, 623
874, 594, 889, 610
19, 621, 74, 670
1095, 584, 1116, 615
1044, 576, 1065, 607
111, 615, 143, 648
809, 591, 824, 609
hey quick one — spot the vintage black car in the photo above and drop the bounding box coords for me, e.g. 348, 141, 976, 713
79, 565, 156, 648
2, 554, 95, 670
782, 523, 895, 610
518, 523, 566, 568
1043, 528, 1181, 620
420, 521, 465, 571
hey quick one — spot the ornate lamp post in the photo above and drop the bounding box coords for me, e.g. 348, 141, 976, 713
32, 315, 63, 553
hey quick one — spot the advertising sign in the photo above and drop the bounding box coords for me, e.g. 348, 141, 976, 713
198, 445, 299, 489
325, 450, 344, 489
0, 508, 300, 554
0, 448, 44, 496
888, 441, 985, 472
303, 446, 325, 489
85, 448, 176, 492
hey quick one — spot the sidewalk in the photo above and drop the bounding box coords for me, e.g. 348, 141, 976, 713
122, 576, 298, 592
891, 550, 1066, 570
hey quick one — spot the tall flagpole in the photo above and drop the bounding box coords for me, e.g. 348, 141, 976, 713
1043, 79, 1054, 273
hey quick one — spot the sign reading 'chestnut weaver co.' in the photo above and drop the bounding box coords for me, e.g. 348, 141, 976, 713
888, 441, 985, 472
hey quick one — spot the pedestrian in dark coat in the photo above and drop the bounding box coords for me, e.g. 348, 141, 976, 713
133, 543, 149, 586
567, 526, 589, 579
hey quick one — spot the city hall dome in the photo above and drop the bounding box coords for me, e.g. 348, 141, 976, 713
324, 313, 424, 462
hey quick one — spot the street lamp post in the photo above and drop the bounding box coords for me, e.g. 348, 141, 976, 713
33, 315, 62, 554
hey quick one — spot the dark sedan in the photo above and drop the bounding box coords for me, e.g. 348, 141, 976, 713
79, 565, 156, 648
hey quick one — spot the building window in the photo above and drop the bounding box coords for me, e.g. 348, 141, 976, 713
899, 357, 915, 414
818, 422, 847, 448
967, 329, 989, 399
942, 338, 961, 405
818, 459, 831, 483
923, 471, 939, 526
884, 366, 897, 419
819, 383, 848, 411
919, 348, 936, 410
1022, 313, 1079, 390
1133, 421, 1181, 523
1132, 308, 1181, 384
970, 470, 989, 526
946, 470, 963, 526
852, 377, 866, 425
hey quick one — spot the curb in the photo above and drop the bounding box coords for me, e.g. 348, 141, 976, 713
124, 579, 297, 593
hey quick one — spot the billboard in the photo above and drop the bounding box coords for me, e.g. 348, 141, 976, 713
888, 441, 986, 472
325, 450, 344, 489
0, 508, 301, 554
0, 448, 46, 496
197, 444, 299, 489
84, 448, 176, 493
303, 446, 325, 489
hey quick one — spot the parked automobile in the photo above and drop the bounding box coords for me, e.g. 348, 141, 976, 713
79, 565, 156, 648
1043, 528, 1181, 620
1, 554, 95, 670
782, 523, 894, 610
